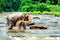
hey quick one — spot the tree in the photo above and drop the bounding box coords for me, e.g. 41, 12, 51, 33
49, 0, 58, 5
0, 0, 3, 13
0, 5, 3, 13
58, 0, 60, 5
0, 0, 21, 12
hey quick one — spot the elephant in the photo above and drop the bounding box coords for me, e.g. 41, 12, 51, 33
6, 13, 24, 29
6, 12, 35, 30
23, 13, 35, 26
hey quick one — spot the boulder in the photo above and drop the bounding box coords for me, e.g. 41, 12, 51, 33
30, 25, 47, 29
33, 17, 40, 19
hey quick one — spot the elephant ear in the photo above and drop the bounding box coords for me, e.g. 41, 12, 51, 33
19, 16, 24, 20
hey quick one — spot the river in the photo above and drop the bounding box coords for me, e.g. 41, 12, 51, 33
0, 12, 60, 40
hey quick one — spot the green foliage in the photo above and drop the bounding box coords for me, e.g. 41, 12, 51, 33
49, 5, 60, 12
18, 3, 51, 12
38, 3, 51, 12
58, 0, 60, 5
18, 0, 59, 12
0, 0, 60, 13
0, 6, 3, 13
0, 0, 21, 12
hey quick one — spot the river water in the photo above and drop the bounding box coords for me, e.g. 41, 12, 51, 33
0, 13, 60, 40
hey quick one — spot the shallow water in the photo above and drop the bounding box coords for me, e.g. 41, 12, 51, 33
0, 14, 60, 40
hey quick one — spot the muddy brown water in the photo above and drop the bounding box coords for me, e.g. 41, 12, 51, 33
0, 13, 60, 40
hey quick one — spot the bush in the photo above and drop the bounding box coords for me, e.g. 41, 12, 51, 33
18, 3, 51, 12
49, 5, 60, 12
38, 3, 51, 12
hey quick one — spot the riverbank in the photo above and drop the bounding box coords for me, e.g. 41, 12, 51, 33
1, 12, 60, 17
30, 12, 60, 17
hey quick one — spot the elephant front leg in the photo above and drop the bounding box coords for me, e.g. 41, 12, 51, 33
8, 21, 13, 30
22, 22, 26, 29
8, 23, 13, 30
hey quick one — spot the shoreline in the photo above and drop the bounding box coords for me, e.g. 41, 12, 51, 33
0, 12, 60, 17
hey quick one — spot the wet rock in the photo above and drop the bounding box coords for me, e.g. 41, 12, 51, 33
50, 21, 58, 23
33, 17, 40, 19
48, 21, 58, 27
30, 25, 47, 29
0, 22, 6, 24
